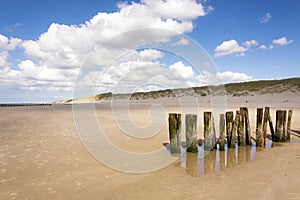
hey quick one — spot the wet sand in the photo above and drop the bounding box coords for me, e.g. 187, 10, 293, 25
0, 102, 300, 199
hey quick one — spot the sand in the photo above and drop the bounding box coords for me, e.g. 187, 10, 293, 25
0, 93, 300, 199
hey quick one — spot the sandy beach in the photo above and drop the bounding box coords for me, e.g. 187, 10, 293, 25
0, 93, 300, 199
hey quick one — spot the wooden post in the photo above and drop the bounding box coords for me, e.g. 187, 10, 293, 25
168, 113, 181, 153
268, 113, 275, 141
282, 110, 287, 142
226, 112, 234, 148
241, 107, 252, 146
256, 108, 263, 147
212, 116, 216, 149
275, 110, 284, 142
186, 114, 198, 153
262, 107, 270, 147
204, 112, 214, 151
238, 108, 246, 146
218, 114, 226, 151
287, 110, 293, 141
232, 111, 240, 147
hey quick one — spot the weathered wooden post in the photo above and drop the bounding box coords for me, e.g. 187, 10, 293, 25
232, 111, 240, 147
287, 110, 293, 141
268, 113, 275, 141
241, 107, 252, 146
204, 112, 215, 151
262, 107, 270, 147
226, 112, 234, 148
218, 114, 226, 151
256, 108, 263, 147
282, 110, 287, 142
275, 110, 284, 142
212, 116, 217, 149
186, 114, 198, 153
168, 113, 181, 153
238, 108, 246, 146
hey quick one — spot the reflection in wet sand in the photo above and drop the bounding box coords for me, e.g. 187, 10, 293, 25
181, 145, 258, 177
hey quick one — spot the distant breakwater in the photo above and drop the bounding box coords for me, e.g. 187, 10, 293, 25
0, 103, 52, 107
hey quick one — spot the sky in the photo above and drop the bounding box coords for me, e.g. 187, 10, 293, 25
0, 0, 299, 103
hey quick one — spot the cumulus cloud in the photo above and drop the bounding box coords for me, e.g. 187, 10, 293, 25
259, 36, 293, 50
138, 49, 164, 61
214, 36, 292, 57
21, 0, 209, 70
169, 61, 194, 78
18, 60, 67, 81
217, 71, 253, 82
214, 39, 247, 57
194, 71, 253, 86
176, 37, 189, 46
0, 34, 22, 51
259, 13, 272, 23
0, 34, 22, 69
0, 60, 79, 92
141, 0, 212, 20
0, 51, 9, 68
78, 54, 253, 96
271, 36, 293, 47
80, 60, 193, 95
243, 40, 258, 48
259, 45, 268, 50
0, 0, 213, 96
214, 39, 261, 57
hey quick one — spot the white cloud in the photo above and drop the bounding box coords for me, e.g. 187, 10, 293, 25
18, 60, 68, 81
0, 51, 9, 68
138, 49, 164, 61
259, 13, 272, 23
214, 39, 247, 57
0, 34, 22, 69
172, 37, 189, 46
0, 34, 22, 51
169, 61, 194, 78
21, 0, 208, 70
259, 36, 293, 50
87, 61, 193, 94
194, 71, 253, 86
272, 36, 293, 46
216, 36, 293, 56
141, 0, 211, 20
1, 0, 213, 98
0, 67, 23, 85
259, 45, 268, 50
243, 40, 258, 47
217, 71, 253, 83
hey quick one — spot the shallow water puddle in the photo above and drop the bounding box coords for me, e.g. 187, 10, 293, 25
178, 144, 261, 177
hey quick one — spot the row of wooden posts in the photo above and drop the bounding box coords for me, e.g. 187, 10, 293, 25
168, 107, 293, 153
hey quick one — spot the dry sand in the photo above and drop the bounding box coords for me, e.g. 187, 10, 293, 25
0, 93, 300, 200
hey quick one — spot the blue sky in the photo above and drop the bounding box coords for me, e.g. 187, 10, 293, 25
0, 0, 299, 103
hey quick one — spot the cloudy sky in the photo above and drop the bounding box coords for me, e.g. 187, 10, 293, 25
0, 0, 299, 103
